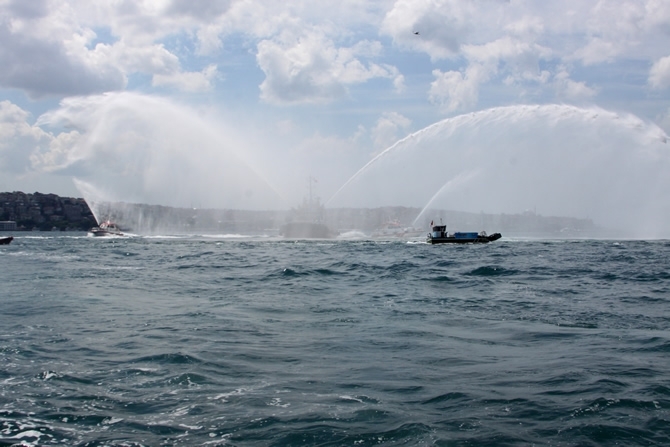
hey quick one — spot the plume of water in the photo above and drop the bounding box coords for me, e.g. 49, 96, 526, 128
39, 93, 286, 213
328, 104, 670, 238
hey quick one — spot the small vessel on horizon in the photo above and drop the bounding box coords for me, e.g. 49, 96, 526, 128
89, 220, 124, 237
427, 223, 501, 244
281, 177, 337, 239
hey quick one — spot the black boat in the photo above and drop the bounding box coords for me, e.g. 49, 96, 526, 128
427, 225, 501, 244
0, 236, 13, 245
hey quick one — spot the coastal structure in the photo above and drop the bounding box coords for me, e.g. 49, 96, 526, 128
0, 221, 17, 231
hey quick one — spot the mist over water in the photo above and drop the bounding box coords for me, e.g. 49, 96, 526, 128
41, 97, 670, 237
40, 93, 286, 211
329, 105, 670, 238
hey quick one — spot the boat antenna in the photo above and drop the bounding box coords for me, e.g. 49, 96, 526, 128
308, 176, 313, 205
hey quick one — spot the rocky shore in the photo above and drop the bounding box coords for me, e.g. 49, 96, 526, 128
0, 191, 96, 231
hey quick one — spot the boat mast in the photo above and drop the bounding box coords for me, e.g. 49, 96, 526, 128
307, 176, 321, 222
308, 176, 314, 206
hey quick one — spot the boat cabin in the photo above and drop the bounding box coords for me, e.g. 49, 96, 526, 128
431, 225, 447, 238
431, 225, 482, 240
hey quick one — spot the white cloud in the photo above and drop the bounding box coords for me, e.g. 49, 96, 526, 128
152, 64, 219, 92
465, 36, 552, 82
381, 0, 479, 60
30, 130, 82, 172
387, 4, 558, 112
427, 31, 554, 112
572, 38, 619, 66
0, 100, 63, 174
0, 0, 668, 144
381, 0, 670, 112
165, 0, 234, 21
108, 41, 180, 75
257, 30, 401, 104
554, 68, 597, 100
0, 2, 126, 97
1, 0, 666, 109
0, 0, 226, 96
392, 72, 406, 92
371, 112, 412, 152
649, 55, 670, 89
657, 107, 670, 135
504, 15, 545, 37
196, 24, 225, 55
429, 69, 481, 113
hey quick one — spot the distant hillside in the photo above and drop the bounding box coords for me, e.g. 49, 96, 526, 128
85, 200, 600, 237
0, 191, 96, 231
0, 191, 601, 236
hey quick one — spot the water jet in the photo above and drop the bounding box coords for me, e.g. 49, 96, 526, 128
329, 104, 670, 238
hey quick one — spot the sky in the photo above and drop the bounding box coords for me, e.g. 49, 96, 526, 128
1, 0, 670, 225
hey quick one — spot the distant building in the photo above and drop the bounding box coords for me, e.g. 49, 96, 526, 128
0, 221, 17, 231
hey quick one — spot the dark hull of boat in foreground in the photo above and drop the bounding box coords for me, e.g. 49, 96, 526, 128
0, 236, 13, 245
426, 225, 501, 244
427, 233, 502, 244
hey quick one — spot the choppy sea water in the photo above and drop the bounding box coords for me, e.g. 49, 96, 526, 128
1, 234, 669, 446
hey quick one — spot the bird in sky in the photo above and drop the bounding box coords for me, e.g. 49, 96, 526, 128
413, 31, 419, 35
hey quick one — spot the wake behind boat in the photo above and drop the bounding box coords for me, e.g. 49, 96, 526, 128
89, 220, 124, 237
427, 224, 501, 244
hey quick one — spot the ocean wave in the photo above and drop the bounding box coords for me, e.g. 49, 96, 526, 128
2, 237, 670, 445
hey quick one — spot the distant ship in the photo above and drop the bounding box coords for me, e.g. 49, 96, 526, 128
426, 224, 501, 244
89, 220, 124, 237
281, 177, 337, 239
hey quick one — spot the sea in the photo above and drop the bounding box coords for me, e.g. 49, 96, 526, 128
1, 234, 669, 446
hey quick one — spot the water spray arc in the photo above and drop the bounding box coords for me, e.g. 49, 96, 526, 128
43, 93, 289, 214
43, 96, 670, 238
328, 104, 670, 238
412, 170, 482, 228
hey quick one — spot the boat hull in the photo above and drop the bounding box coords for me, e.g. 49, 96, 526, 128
427, 233, 502, 244
0, 236, 13, 245
89, 229, 123, 237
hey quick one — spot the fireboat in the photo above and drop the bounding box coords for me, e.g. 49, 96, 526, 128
427, 224, 501, 244
89, 220, 124, 237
